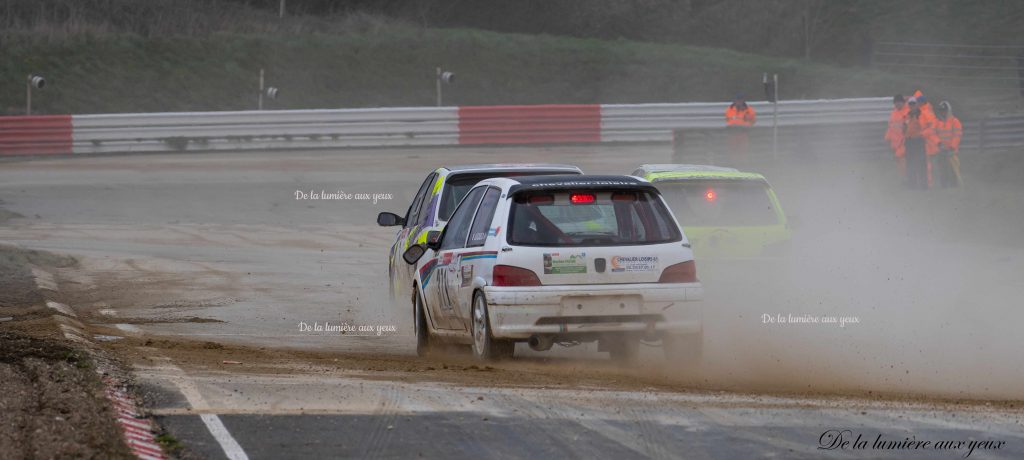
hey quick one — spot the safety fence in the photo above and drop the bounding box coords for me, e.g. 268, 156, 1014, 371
0, 97, 1020, 156
0, 115, 72, 155
976, 116, 1024, 154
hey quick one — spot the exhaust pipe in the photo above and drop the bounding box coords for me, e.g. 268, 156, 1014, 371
528, 335, 553, 352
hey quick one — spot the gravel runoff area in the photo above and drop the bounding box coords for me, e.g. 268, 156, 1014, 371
0, 243, 135, 459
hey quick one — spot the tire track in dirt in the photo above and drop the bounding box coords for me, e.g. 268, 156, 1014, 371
359, 386, 403, 460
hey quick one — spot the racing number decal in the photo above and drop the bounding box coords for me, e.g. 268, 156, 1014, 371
437, 252, 458, 312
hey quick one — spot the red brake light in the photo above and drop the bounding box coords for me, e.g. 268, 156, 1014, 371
659, 261, 698, 283
492, 265, 542, 287
570, 193, 596, 204
528, 195, 554, 205
704, 188, 717, 202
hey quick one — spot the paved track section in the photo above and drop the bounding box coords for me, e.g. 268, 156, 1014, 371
1, 147, 1023, 459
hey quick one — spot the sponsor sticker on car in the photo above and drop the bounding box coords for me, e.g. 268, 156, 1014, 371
610, 256, 658, 273
543, 252, 587, 274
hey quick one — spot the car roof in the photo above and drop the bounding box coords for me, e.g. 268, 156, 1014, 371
443, 163, 582, 173
633, 164, 767, 182
505, 174, 658, 195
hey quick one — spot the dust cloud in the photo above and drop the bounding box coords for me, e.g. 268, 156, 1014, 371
378, 146, 1024, 401
672, 153, 1024, 401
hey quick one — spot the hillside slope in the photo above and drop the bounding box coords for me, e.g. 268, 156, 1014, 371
2, 20, 912, 115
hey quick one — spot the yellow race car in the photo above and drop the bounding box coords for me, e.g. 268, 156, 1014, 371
378, 164, 583, 301
631, 164, 791, 259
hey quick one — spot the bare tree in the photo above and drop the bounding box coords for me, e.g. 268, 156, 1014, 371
801, 0, 844, 60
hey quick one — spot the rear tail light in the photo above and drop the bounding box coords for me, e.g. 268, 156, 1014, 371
570, 193, 596, 204
658, 260, 698, 283
527, 195, 554, 205
492, 265, 542, 286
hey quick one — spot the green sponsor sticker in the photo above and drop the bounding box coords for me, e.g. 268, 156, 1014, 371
543, 252, 587, 274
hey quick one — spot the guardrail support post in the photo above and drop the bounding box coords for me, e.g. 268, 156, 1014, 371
436, 67, 443, 107
258, 69, 265, 111
772, 73, 779, 161
26, 78, 32, 115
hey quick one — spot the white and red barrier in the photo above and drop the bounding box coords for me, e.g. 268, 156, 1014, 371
458, 104, 601, 144
0, 115, 73, 155
0, 98, 891, 156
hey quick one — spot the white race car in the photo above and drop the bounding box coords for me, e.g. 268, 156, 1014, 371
401, 174, 703, 363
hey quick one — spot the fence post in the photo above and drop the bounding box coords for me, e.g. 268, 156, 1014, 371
772, 73, 779, 161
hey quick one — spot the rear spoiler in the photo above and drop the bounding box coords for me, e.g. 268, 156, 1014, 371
508, 177, 659, 196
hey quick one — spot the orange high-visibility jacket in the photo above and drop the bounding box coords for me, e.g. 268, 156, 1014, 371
904, 113, 936, 148
925, 105, 937, 154
885, 106, 908, 157
911, 91, 942, 155
935, 116, 963, 152
725, 105, 756, 127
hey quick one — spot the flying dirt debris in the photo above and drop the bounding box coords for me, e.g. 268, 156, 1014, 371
2, 1, 1024, 459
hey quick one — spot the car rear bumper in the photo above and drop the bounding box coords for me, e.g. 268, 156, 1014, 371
483, 283, 702, 339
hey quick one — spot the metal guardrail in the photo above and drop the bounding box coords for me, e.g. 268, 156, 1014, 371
71, 107, 460, 154
977, 116, 1024, 153
2, 97, 1020, 156
600, 98, 892, 143
0, 115, 72, 155
65, 98, 891, 154
673, 115, 1024, 163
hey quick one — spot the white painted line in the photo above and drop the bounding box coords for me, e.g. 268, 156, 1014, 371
31, 267, 58, 291
114, 323, 142, 333
46, 300, 77, 317
200, 414, 250, 460
98, 308, 118, 317
153, 361, 250, 460
60, 324, 91, 344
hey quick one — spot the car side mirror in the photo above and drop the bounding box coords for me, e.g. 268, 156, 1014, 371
402, 245, 427, 265
377, 212, 405, 227
425, 230, 442, 251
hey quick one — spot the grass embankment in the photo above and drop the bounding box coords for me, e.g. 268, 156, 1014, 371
1, 16, 913, 115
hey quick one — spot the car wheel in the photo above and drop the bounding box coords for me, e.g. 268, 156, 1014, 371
663, 331, 703, 368
606, 337, 640, 364
414, 289, 432, 357
471, 292, 513, 361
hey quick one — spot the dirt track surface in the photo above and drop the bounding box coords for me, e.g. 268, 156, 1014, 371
2, 146, 1024, 458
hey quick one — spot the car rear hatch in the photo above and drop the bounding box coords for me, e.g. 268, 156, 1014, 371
653, 178, 787, 258
502, 179, 694, 286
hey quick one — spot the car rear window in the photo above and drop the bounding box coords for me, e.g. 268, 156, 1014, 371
658, 180, 779, 226
439, 170, 579, 221
508, 190, 681, 246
